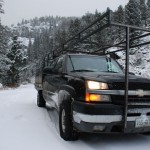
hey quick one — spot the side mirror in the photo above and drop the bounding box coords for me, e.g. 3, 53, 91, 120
43, 67, 53, 74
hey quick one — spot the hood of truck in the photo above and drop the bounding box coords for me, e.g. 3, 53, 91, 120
71, 72, 150, 83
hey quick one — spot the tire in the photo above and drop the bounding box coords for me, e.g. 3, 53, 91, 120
37, 91, 46, 107
59, 100, 78, 141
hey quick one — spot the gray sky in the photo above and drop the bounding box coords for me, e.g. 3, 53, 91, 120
1, 0, 129, 26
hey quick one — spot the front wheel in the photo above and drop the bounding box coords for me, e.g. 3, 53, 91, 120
59, 101, 78, 141
37, 91, 46, 107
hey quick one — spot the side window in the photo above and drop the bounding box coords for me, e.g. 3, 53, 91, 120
54, 57, 64, 73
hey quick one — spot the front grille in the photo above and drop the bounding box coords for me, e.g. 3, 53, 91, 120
129, 97, 150, 104
110, 82, 150, 90
111, 95, 150, 106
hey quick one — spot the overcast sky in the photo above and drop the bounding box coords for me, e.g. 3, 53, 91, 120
1, 0, 129, 26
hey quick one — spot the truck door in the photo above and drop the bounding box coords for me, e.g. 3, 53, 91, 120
45, 56, 65, 108
42, 58, 58, 106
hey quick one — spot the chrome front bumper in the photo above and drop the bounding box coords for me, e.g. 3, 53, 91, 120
73, 108, 150, 124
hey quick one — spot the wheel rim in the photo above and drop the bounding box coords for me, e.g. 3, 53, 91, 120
61, 109, 66, 133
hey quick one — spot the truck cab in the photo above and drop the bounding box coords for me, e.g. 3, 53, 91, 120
35, 53, 150, 141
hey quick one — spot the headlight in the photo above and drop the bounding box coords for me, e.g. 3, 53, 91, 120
87, 81, 108, 90
86, 81, 110, 102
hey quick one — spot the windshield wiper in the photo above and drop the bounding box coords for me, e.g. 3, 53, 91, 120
100, 71, 119, 73
71, 69, 95, 72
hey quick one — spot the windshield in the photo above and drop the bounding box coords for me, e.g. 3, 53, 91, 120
67, 55, 123, 73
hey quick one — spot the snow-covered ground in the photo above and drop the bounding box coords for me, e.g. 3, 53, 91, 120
1, 84, 150, 150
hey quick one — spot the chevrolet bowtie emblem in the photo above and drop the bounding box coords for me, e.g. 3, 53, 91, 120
136, 89, 145, 97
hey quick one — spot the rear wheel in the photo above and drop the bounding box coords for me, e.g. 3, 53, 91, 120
59, 100, 78, 141
37, 91, 46, 107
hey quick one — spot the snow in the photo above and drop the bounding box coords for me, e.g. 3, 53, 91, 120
107, 45, 150, 78
18, 37, 34, 47
1, 84, 150, 150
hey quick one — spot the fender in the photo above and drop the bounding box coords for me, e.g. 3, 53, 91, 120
58, 85, 76, 110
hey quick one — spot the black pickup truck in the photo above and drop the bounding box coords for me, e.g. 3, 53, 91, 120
35, 53, 150, 141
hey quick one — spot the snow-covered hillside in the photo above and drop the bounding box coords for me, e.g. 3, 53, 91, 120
116, 44, 150, 78
1, 84, 150, 150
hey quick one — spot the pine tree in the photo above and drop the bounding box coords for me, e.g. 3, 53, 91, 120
147, 0, 150, 25
147, 0, 150, 8
92, 12, 107, 52
27, 38, 32, 61
113, 5, 125, 42
32, 34, 40, 60
114, 5, 125, 24
0, 1, 10, 84
139, 0, 147, 26
82, 12, 95, 26
0, 25, 10, 82
125, 0, 142, 48
3, 36, 27, 87
55, 29, 67, 48
68, 19, 81, 38
125, 0, 142, 26
0, 0, 4, 15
